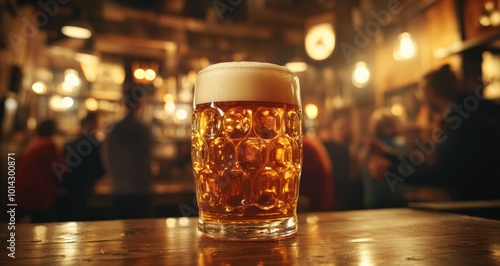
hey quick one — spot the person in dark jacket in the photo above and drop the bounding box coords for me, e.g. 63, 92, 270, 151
101, 87, 154, 219
376, 65, 500, 201
62, 112, 105, 221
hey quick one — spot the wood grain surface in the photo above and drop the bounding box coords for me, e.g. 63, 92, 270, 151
2, 208, 500, 265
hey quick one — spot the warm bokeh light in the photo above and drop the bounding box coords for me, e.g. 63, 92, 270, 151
305, 23, 336, 61
164, 94, 174, 102
166, 76, 177, 93
153, 109, 166, 120
332, 96, 344, 109
188, 70, 197, 86
166, 218, 176, 228
164, 93, 176, 115
285, 62, 308, 73
391, 103, 405, 117
49, 95, 62, 110
491, 10, 500, 26
27, 117, 37, 130
199, 57, 210, 68
178, 89, 192, 103
33, 225, 47, 240
61, 82, 73, 92
145, 69, 156, 81
178, 217, 189, 226
394, 32, 417, 61
62, 97, 74, 109
304, 103, 319, 120
134, 68, 146, 80
111, 68, 126, 84
175, 108, 188, 121
85, 98, 98, 111
50, 95, 74, 111
79, 62, 98, 83
165, 102, 176, 114
61, 25, 92, 39
4, 98, 17, 111
75, 53, 100, 83
480, 14, 492, 26
32, 82, 47, 94
62, 69, 82, 94
64, 69, 82, 87
165, 41, 177, 53
153, 77, 164, 88
306, 215, 319, 224
352, 61, 370, 88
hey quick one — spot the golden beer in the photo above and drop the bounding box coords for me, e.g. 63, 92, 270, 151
193, 62, 302, 240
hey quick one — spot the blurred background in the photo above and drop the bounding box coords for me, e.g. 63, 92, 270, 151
1, 0, 500, 221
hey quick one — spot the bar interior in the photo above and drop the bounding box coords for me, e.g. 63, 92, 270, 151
1, 0, 500, 263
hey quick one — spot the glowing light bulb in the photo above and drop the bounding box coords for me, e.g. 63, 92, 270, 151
134, 68, 145, 80
145, 69, 156, 81
32, 82, 47, 94
304, 104, 319, 120
394, 32, 416, 61
61, 97, 74, 109
352, 61, 370, 88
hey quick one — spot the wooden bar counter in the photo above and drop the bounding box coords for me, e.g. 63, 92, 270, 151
2, 208, 500, 265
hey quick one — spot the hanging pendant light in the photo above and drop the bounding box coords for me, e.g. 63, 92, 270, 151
393, 32, 417, 61
61, 7, 93, 39
352, 61, 370, 88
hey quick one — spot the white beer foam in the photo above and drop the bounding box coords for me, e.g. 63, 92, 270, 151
195, 62, 301, 106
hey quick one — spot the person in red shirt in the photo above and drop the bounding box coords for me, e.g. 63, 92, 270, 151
17, 120, 66, 222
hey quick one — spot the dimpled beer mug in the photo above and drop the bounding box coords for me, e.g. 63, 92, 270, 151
192, 62, 303, 240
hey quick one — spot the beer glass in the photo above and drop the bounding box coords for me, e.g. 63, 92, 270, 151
192, 62, 302, 240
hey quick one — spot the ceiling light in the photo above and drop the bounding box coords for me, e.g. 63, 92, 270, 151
61, 7, 93, 39
62, 25, 92, 39
352, 61, 370, 88
394, 32, 417, 61
305, 23, 335, 61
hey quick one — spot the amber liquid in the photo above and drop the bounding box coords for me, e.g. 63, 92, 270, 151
192, 101, 302, 224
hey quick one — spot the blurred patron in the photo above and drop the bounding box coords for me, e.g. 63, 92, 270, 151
17, 120, 65, 222
101, 87, 154, 219
322, 119, 350, 210
373, 65, 500, 201
362, 108, 408, 208
61, 112, 105, 221
300, 135, 335, 211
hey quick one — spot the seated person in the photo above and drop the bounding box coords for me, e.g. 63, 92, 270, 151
372, 65, 500, 201
300, 135, 335, 211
